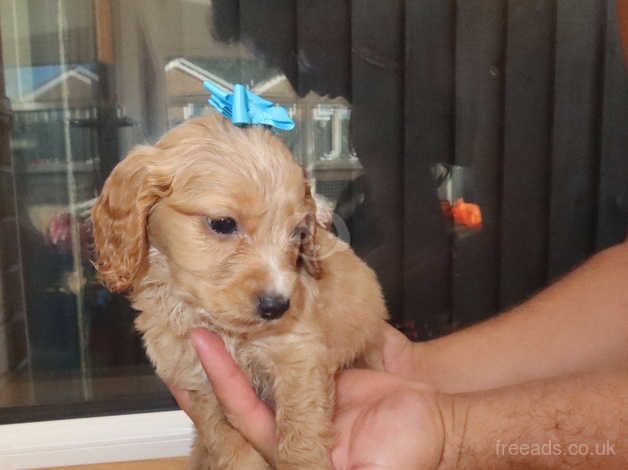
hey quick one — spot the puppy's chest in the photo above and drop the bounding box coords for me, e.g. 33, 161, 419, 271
223, 337, 276, 407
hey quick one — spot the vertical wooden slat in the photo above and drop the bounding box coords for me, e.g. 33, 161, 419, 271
597, 0, 628, 249
500, 0, 555, 309
296, 0, 351, 98
451, 0, 505, 325
547, 0, 605, 279
94, 0, 119, 189
403, 0, 455, 336
95, 0, 114, 65
351, 0, 404, 319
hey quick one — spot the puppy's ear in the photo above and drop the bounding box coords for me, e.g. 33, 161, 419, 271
300, 182, 323, 279
91, 145, 173, 293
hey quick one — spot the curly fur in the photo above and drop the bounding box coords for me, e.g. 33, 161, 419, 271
92, 113, 389, 470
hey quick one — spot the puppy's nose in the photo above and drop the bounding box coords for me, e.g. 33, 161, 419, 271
256, 295, 290, 320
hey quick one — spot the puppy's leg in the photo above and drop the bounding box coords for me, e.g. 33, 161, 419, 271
188, 391, 270, 470
187, 437, 210, 470
272, 350, 334, 470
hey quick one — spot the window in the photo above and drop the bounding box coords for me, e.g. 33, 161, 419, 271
0, 0, 359, 423
1, 0, 627, 426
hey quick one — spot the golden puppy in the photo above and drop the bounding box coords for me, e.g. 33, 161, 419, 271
91, 113, 388, 470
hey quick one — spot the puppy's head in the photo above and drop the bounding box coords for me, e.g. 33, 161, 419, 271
92, 113, 325, 333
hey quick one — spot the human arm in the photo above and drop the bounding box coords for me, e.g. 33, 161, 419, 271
440, 369, 628, 469
404, 240, 628, 393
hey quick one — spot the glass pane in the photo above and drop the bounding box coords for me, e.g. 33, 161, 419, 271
0, 0, 356, 422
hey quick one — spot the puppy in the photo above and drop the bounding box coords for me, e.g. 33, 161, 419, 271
91, 113, 388, 469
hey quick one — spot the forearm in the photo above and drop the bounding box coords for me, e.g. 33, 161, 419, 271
440, 370, 628, 469
413, 240, 628, 393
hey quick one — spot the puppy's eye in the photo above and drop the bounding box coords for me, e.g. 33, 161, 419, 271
208, 217, 238, 235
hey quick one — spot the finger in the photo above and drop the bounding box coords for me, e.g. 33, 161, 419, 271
335, 368, 432, 409
190, 328, 276, 459
335, 369, 399, 408
380, 324, 413, 361
330, 404, 362, 469
374, 323, 423, 378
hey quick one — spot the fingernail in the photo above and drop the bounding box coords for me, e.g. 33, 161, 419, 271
190, 328, 205, 347
190, 328, 223, 355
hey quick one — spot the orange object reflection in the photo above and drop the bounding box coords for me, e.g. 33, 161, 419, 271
451, 198, 482, 228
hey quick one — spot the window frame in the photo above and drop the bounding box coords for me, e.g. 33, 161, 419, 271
0, 410, 193, 468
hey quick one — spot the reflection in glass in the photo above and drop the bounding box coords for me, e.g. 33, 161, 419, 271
0, 0, 361, 422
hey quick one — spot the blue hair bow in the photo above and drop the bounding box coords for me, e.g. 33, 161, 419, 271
203, 80, 295, 131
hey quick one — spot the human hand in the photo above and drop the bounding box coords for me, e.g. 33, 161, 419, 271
170, 327, 447, 469
370, 321, 433, 382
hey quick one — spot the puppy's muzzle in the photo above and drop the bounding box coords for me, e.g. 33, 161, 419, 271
257, 294, 290, 320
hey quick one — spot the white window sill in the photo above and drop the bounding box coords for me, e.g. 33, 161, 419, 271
0, 410, 194, 469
